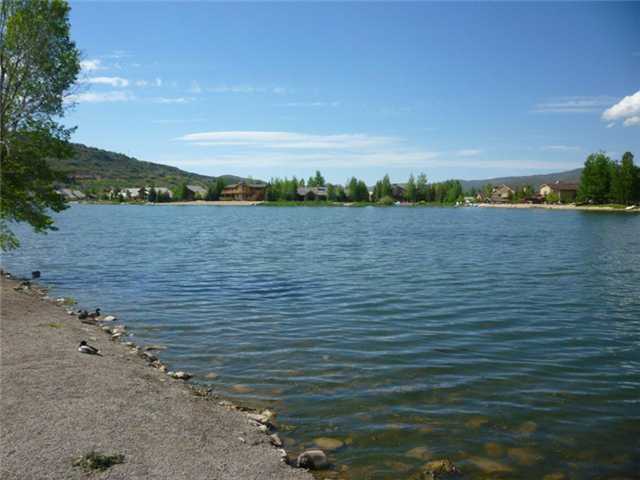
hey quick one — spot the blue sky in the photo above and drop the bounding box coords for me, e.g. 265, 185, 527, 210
66, 2, 640, 184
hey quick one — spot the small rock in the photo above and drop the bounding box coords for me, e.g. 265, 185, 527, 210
143, 344, 166, 351
111, 333, 123, 340
238, 437, 246, 443
406, 446, 432, 460
297, 449, 328, 470
101, 326, 113, 333
247, 413, 270, 424
102, 315, 117, 322
141, 352, 157, 362
231, 384, 253, 394
261, 409, 276, 422
205, 372, 219, 380
270, 434, 283, 447
467, 456, 512, 474
422, 459, 458, 476
159, 365, 168, 372
169, 371, 192, 380
124, 341, 136, 347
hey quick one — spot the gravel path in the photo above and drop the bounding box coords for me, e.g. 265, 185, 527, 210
0, 276, 313, 480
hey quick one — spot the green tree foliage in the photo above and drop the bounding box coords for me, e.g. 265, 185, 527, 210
147, 186, 157, 203
578, 152, 613, 204
346, 177, 369, 202
405, 174, 417, 203
416, 173, 428, 202
205, 178, 226, 201
0, 0, 80, 249
610, 152, 638, 205
307, 170, 325, 188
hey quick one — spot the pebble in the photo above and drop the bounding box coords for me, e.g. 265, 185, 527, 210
101, 326, 112, 333
247, 413, 270, 424
169, 371, 192, 380
141, 352, 157, 362
270, 433, 283, 447
297, 449, 328, 470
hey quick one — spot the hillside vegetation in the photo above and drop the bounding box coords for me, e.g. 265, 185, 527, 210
459, 168, 583, 192
49, 144, 248, 192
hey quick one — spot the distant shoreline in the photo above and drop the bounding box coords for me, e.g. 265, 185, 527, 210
476, 203, 640, 213
78, 200, 640, 212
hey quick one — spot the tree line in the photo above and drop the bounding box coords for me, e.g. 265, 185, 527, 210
578, 152, 639, 205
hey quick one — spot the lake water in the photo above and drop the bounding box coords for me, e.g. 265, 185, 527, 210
2, 204, 639, 479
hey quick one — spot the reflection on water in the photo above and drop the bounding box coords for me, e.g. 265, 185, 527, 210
3, 205, 640, 479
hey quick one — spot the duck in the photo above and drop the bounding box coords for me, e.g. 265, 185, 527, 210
31, 271, 41, 279
78, 340, 102, 356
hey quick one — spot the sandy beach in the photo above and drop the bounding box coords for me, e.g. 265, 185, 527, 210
476, 203, 640, 213
0, 275, 312, 480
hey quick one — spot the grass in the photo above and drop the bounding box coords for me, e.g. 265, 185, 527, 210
46, 322, 64, 329
72, 451, 124, 472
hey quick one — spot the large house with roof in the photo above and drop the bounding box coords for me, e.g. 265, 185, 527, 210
221, 182, 266, 201
539, 181, 579, 203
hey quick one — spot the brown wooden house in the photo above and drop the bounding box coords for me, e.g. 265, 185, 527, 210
221, 182, 266, 201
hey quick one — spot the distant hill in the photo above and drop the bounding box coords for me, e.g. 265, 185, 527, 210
49, 143, 251, 191
459, 168, 583, 192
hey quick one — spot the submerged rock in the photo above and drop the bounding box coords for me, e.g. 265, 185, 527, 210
516, 420, 538, 436
231, 384, 253, 394
406, 446, 432, 460
169, 371, 192, 380
297, 449, 328, 470
141, 352, 157, 363
507, 447, 542, 466
484, 442, 504, 457
422, 459, 458, 475
467, 456, 512, 474
313, 437, 344, 451
205, 372, 219, 380
143, 344, 166, 351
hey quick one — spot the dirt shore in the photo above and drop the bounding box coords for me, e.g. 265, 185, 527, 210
0, 275, 312, 480
476, 203, 640, 212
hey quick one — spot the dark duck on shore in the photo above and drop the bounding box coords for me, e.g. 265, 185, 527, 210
78, 341, 101, 356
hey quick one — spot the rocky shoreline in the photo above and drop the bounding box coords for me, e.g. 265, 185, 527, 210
0, 272, 316, 479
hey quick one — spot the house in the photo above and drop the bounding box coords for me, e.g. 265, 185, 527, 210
152, 187, 173, 199
490, 184, 515, 203
539, 181, 579, 203
297, 186, 328, 201
56, 188, 86, 201
220, 182, 266, 201
391, 184, 406, 200
185, 185, 207, 200
118, 187, 145, 200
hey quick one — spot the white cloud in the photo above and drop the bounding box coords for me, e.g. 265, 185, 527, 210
66, 91, 135, 103
606, 122, 616, 129
533, 96, 615, 113
623, 116, 640, 127
176, 131, 397, 150
79, 76, 129, 87
153, 97, 194, 104
79, 59, 105, 72
278, 101, 340, 108
456, 149, 481, 157
541, 145, 581, 152
602, 90, 640, 127
135, 80, 149, 87
206, 85, 287, 94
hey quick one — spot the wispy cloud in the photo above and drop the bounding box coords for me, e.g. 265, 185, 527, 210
153, 97, 194, 104
541, 145, 581, 152
176, 131, 397, 150
205, 85, 287, 95
79, 59, 105, 72
79, 76, 129, 87
456, 149, 481, 157
66, 91, 135, 103
602, 90, 640, 127
278, 101, 340, 108
533, 96, 615, 113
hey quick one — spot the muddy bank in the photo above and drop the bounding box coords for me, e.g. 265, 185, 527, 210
0, 274, 312, 480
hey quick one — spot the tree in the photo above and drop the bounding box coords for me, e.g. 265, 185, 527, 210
405, 174, 417, 203
147, 187, 157, 203
416, 173, 428, 202
176, 183, 189, 201
0, 0, 80, 249
578, 152, 613, 204
615, 152, 638, 205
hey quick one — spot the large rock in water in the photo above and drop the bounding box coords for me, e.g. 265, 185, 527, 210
296, 449, 328, 470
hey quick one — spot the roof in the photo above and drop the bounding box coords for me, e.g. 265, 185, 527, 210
223, 182, 266, 190
186, 185, 207, 194
541, 181, 579, 192
297, 187, 328, 196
